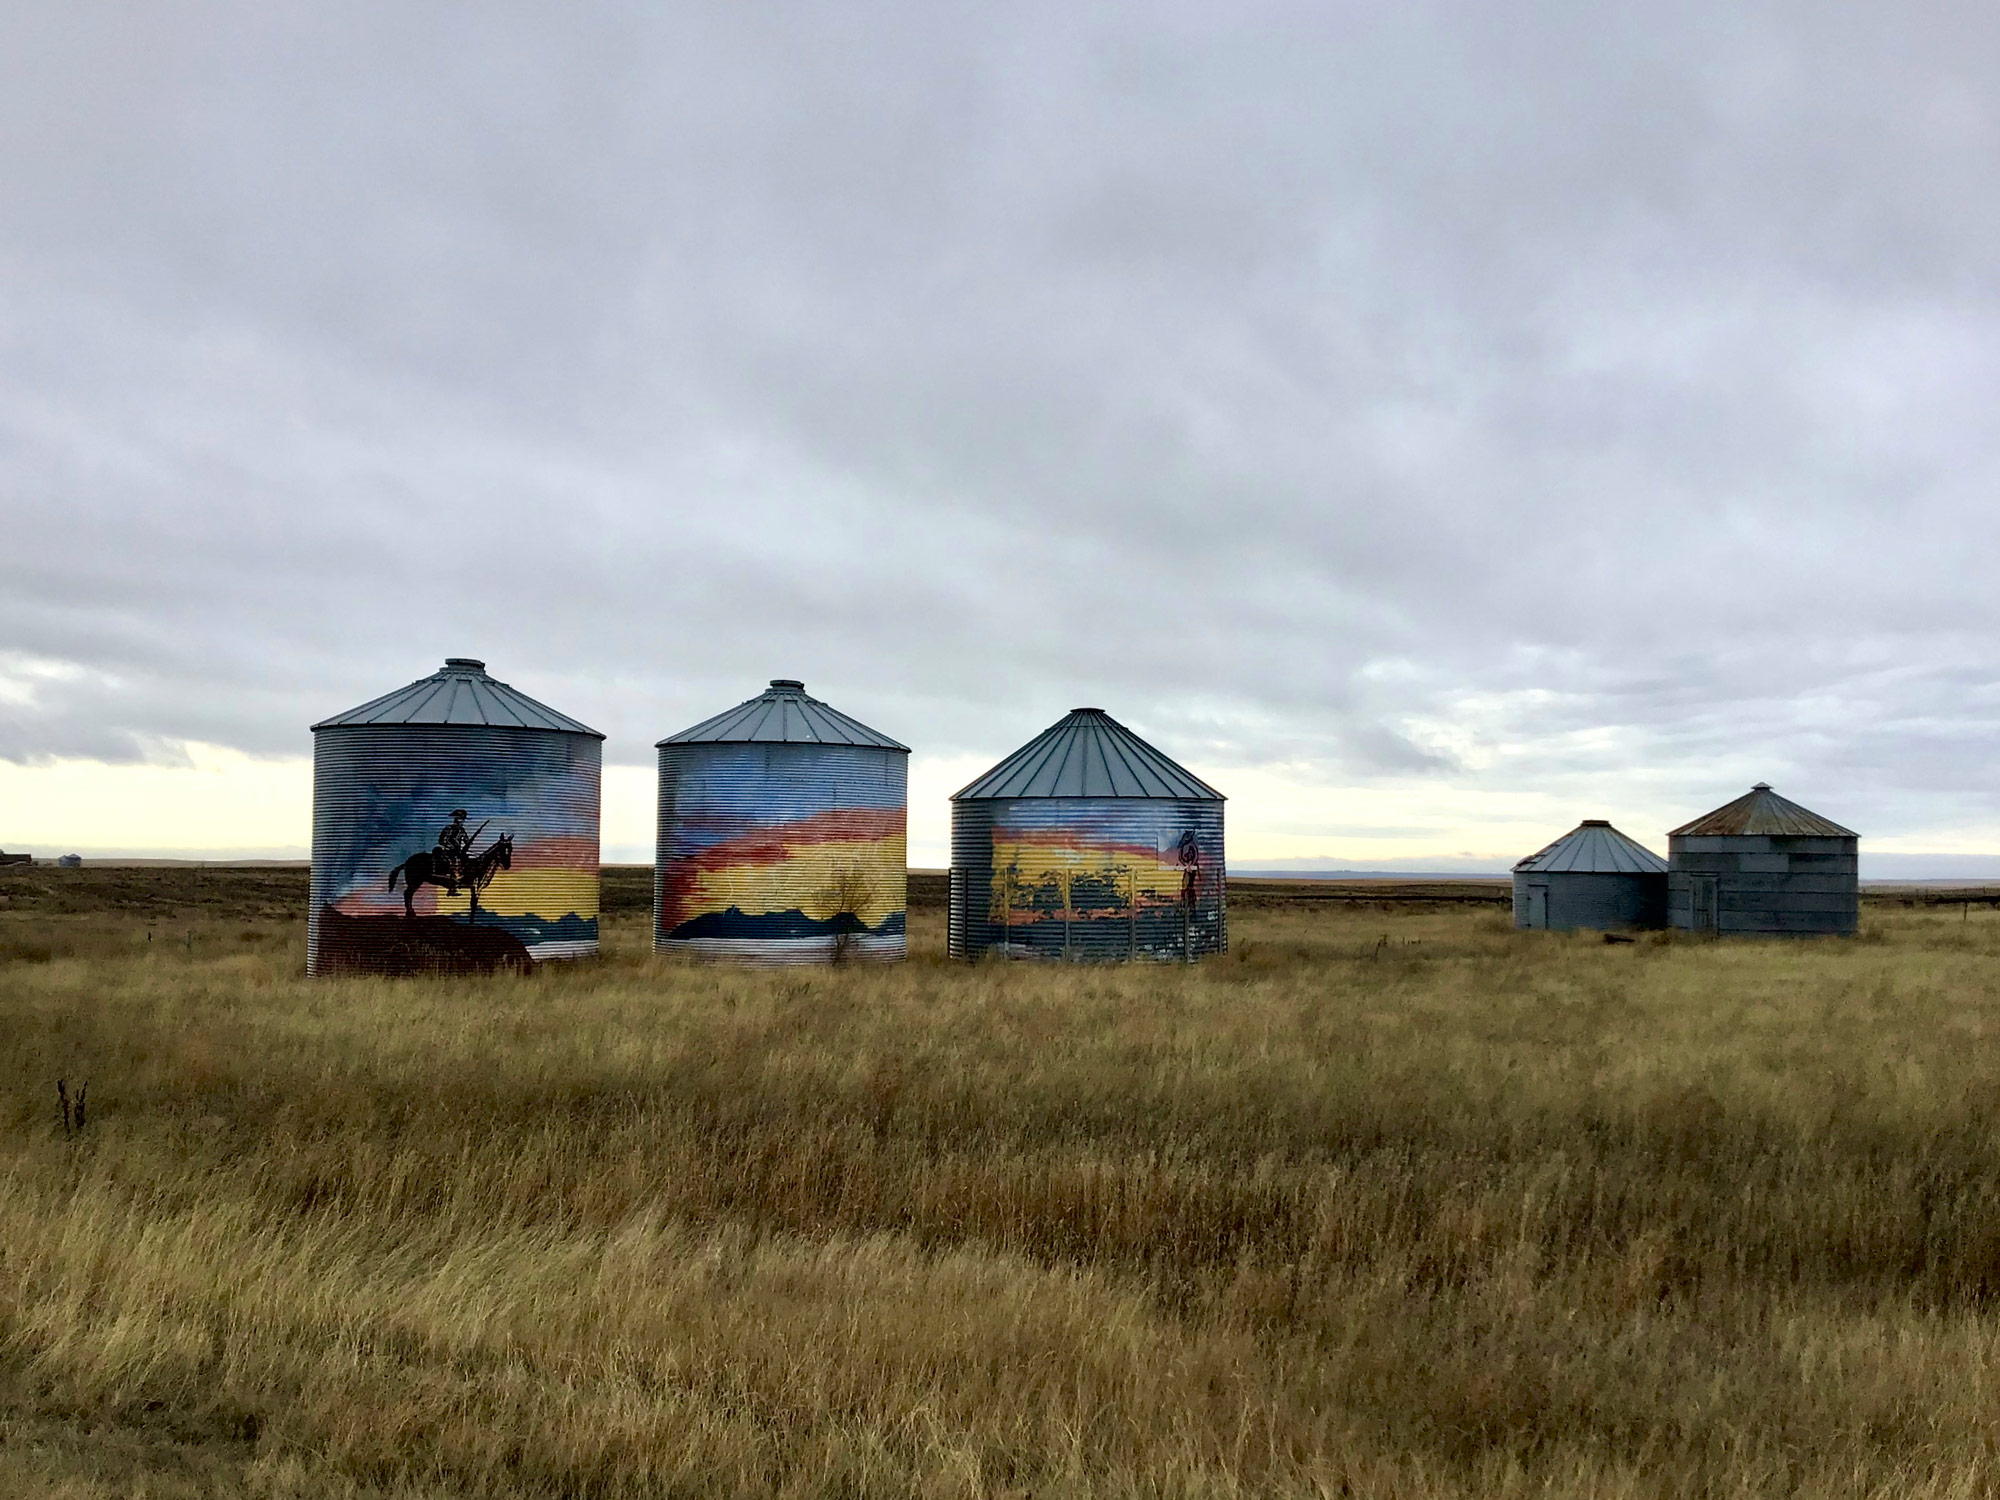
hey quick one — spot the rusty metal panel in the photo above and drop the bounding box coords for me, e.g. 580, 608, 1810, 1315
654, 692, 908, 966
1670, 784, 1857, 838
950, 797, 1226, 962
309, 669, 603, 979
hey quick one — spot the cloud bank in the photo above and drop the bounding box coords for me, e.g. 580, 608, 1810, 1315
4, 1, 1998, 857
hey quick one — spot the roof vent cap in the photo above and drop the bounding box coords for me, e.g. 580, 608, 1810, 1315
1581, 819, 1610, 826
443, 658, 486, 673
1072, 707, 1105, 715
768, 679, 805, 692
1752, 781, 1772, 791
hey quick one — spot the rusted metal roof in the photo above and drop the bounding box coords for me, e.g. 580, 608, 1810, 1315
313, 659, 602, 737
658, 680, 907, 750
953, 709, 1223, 801
1669, 784, 1857, 838
1514, 820, 1667, 874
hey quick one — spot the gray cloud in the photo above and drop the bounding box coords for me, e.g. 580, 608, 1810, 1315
4, 0, 1999, 841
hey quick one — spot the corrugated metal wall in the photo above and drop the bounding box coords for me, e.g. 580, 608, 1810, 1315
949, 798, 1226, 961
309, 725, 601, 976
655, 742, 908, 964
1513, 871, 1667, 931
1666, 835, 1859, 936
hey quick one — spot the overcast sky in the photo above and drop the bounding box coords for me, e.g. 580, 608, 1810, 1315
4, 2, 1999, 869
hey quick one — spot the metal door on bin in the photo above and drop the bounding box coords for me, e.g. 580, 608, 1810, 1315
1690, 875, 1718, 933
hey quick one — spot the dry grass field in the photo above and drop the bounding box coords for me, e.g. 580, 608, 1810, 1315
4, 872, 2000, 1497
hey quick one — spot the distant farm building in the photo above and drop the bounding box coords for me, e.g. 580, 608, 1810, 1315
1512, 820, 1667, 931
950, 708, 1225, 962
0, 850, 31, 866
654, 679, 909, 965
56, 854, 81, 868
1667, 783, 1859, 937
309, 658, 604, 977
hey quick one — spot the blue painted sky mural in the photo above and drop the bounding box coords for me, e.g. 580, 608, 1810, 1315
659, 744, 904, 944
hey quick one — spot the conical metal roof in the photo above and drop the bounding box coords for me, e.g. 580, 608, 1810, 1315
657, 680, 908, 750
953, 709, 1223, 801
1670, 783, 1856, 838
1514, 819, 1667, 874
312, 658, 602, 737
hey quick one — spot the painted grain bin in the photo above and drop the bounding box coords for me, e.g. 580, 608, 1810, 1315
1667, 783, 1859, 937
309, 658, 603, 976
1513, 820, 1667, 931
950, 709, 1225, 962
655, 680, 909, 964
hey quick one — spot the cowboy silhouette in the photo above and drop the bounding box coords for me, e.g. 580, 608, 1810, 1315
1177, 830, 1202, 907
434, 810, 473, 894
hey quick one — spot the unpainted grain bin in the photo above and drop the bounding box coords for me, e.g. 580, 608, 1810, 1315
655, 680, 909, 964
1513, 820, 1668, 931
950, 709, 1225, 961
309, 658, 603, 976
1667, 783, 1859, 937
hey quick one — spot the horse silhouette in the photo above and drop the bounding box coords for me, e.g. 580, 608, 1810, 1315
387, 834, 514, 922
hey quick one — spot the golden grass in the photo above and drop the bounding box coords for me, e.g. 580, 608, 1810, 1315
4, 901, 2000, 1496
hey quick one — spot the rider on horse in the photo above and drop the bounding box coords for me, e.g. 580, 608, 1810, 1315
434, 810, 473, 894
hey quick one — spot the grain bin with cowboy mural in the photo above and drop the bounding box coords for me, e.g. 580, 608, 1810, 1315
655, 680, 909, 964
308, 658, 603, 976
949, 708, 1226, 962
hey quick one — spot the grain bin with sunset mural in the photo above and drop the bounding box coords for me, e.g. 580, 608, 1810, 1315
309, 659, 602, 976
950, 708, 1226, 962
655, 680, 909, 964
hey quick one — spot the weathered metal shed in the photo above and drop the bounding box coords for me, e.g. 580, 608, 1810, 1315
309, 658, 603, 976
655, 680, 909, 964
949, 709, 1225, 961
1667, 783, 1859, 937
1513, 820, 1667, 931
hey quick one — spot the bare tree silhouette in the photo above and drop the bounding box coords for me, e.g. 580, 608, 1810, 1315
818, 862, 877, 964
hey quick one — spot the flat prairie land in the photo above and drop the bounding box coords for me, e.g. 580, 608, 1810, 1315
4, 881, 2000, 1497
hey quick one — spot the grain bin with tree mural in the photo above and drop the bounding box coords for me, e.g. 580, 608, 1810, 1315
655, 680, 909, 964
950, 708, 1225, 962
309, 659, 603, 976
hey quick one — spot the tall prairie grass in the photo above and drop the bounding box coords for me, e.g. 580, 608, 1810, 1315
4, 901, 2000, 1495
